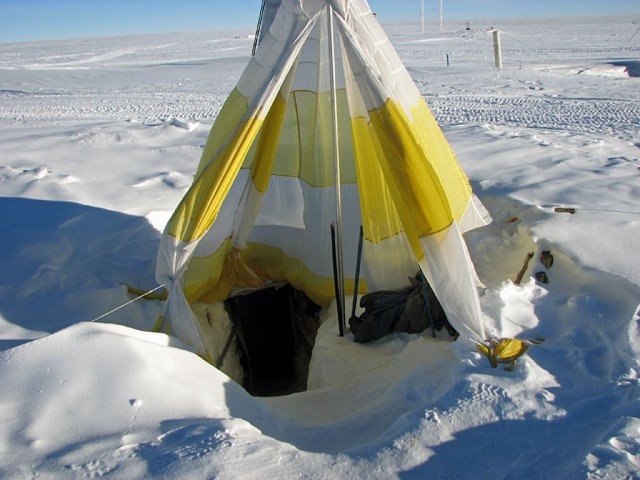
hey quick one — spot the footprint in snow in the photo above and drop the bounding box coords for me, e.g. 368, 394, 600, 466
117, 421, 232, 474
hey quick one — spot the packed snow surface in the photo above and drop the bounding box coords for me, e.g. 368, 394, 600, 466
1, 15, 639, 479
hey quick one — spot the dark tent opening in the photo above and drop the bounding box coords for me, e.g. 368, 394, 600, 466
224, 284, 321, 397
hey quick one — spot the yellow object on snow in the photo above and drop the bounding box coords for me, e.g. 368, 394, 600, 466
479, 338, 532, 369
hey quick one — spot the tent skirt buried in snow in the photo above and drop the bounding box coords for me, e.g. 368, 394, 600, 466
154, 0, 492, 385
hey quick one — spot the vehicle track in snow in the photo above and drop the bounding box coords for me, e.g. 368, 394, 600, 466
2, 88, 638, 144
427, 94, 640, 142
0, 90, 227, 125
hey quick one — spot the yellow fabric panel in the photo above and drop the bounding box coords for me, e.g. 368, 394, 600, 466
189, 247, 270, 304
243, 242, 359, 306
195, 88, 249, 178
183, 237, 234, 303
368, 98, 469, 239
184, 240, 360, 307
263, 92, 302, 178
251, 92, 288, 192
351, 116, 405, 245
166, 115, 264, 242
298, 90, 333, 185
332, 89, 357, 184
409, 101, 473, 221
268, 89, 356, 187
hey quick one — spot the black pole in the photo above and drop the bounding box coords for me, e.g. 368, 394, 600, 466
252, 0, 267, 56
350, 225, 364, 321
215, 322, 238, 368
331, 223, 345, 336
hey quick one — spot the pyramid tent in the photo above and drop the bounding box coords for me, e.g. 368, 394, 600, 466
155, 0, 489, 362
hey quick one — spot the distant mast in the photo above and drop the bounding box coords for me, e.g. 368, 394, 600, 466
420, 1, 442, 33
492, 29, 503, 68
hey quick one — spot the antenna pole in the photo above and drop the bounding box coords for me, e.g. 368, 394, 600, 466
421, 0, 425, 34
439, 0, 443, 32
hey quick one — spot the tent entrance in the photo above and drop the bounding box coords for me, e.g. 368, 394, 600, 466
224, 284, 321, 397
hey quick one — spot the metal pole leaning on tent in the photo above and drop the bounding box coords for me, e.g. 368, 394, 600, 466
331, 223, 345, 336
252, 0, 267, 56
215, 323, 238, 369
350, 225, 364, 322
328, 5, 347, 334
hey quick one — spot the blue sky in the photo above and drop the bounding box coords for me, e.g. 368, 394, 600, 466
0, 0, 638, 43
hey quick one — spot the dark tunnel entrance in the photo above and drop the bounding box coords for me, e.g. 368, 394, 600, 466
224, 284, 321, 397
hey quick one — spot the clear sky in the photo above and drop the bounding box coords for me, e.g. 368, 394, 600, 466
0, 0, 638, 43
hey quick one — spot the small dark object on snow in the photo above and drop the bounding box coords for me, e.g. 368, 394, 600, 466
535, 271, 549, 284
554, 207, 576, 214
540, 250, 554, 269
349, 271, 457, 343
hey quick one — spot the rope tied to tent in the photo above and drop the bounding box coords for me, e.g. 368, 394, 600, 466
88, 283, 167, 323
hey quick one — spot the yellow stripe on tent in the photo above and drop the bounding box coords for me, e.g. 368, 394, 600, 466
182, 237, 235, 303
409, 100, 473, 222
196, 88, 250, 178
242, 242, 343, 306
251, 92, 288, 192
369, 98, 471, 239
351, 115, 406, 244
183, 241, 359, 306
265, 89, 357, 186
167, 114, 264, 242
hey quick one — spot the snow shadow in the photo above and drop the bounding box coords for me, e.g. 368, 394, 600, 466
0, 197, 160, 351
610, 60, 640, 77
397, 395, 613, 479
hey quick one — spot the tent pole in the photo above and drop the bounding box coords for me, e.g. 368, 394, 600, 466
252, 0, 267, 56
331, 223, 345, 336
350, 225, 364, 321
328, 6, 346, 335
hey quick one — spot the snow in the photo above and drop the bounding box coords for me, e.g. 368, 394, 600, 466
1, 15, 639, 479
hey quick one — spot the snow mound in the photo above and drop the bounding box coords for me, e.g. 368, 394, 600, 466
0, 322, 270, 478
